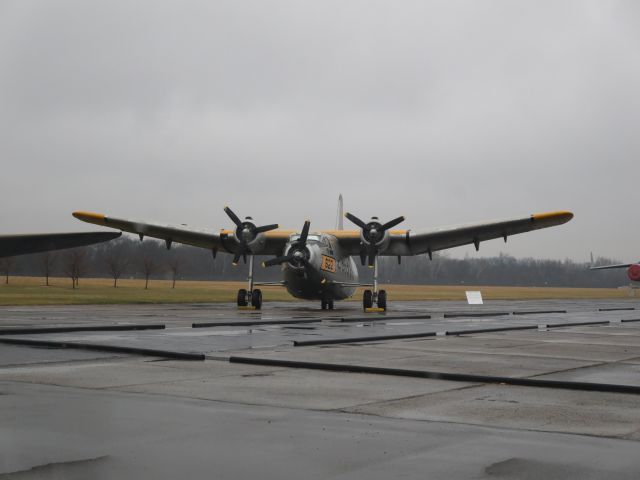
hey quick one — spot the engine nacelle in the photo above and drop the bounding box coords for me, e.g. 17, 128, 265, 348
359, 219, 392, 254
628, 264, 640, 282
283, 242, 316, 270
360, 228, 391, 252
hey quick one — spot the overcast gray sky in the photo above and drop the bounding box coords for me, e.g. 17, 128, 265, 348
1, 1, 638, 261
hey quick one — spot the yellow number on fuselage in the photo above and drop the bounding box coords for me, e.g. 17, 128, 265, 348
321, 255, 336, 273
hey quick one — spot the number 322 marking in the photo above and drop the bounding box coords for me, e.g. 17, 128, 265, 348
321, 255, 336, 273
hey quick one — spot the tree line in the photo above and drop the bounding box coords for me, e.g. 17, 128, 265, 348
0, 235, 629, 288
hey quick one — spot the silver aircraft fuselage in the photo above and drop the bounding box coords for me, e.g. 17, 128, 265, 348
281, 233, 358, 301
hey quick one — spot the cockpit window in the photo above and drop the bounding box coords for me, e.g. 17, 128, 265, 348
290, 234, 321, 243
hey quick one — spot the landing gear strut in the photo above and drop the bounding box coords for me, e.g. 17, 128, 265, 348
363, 256, 387, 311
321, 299, 334, 310
235, 255, 263, 310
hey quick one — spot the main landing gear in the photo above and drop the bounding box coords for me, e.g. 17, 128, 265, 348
237, 288, 262, 309
363, 289, 386, 310
236, 255, 263, 310
362, 256, 387, 311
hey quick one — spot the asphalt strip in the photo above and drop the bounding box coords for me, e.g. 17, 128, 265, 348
0, 324, 165, 335
512, 310, 567, 315
339, 314, 432, 323
0, 337, 204, 360
293, 319, 621, 347
229, 356, 640, 395
443, 312, 510, 318
192, 319, 322, 328
598, 307, 635, 311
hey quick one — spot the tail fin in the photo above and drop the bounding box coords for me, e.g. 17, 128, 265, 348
335, 194, 344, 230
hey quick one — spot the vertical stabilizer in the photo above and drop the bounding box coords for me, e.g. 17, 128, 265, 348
335, 194, 344, 230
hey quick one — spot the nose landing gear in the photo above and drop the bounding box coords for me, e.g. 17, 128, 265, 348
321, 299, 334, 310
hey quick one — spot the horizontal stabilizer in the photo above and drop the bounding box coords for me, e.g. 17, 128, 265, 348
325, 281, 374, 288
590, 263, 633, 271
253, 281, 286, 287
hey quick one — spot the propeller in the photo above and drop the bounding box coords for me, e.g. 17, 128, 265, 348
223, 206, 279, 264
263, 220, 311, 269
344, 212, 405, 266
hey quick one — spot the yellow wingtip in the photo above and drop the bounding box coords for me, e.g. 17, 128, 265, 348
531, 211, 574, 223
72, 211, 106, 222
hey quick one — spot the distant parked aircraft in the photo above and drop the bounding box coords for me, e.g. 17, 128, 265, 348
590, 261, 640, 283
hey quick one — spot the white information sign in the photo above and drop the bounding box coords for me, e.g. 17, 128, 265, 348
465, 291, 483, 305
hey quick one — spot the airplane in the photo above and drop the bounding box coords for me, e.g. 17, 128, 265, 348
0, 231, 121, 258
590, 261, 640, 283
72, 201, 573, 311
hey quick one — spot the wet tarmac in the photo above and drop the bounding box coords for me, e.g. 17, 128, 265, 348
1, 298, 640, 478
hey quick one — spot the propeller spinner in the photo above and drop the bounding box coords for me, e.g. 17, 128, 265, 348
223, 206, 279, 264
262, 220, 311, 269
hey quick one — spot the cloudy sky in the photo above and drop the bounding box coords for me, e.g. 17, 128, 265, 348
1, 1, 638, 261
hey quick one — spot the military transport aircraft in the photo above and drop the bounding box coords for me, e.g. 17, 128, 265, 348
73, 204, 573, 310
0, 231, 121, 258
590, 261, 640, 283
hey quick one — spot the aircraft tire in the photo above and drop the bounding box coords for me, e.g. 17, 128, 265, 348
363, 290, 373, 310
237, 289, 248, 307
251, 289, 262, 310
378, 290, 387, 310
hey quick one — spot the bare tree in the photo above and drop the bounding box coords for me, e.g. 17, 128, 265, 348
0, 257, 15, 285
63, 250, 87, 289
168, 256, 183, 289
105, 251, 130, 288
38, 252, 58, 286
141, 256, 157, 290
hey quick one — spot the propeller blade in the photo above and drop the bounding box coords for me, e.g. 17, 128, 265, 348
232, 253, 241, 265
368, 254, 376, 268
344, 212, 367, 229
224, 206, 243, 227
299, 220, 311, 244
382, 215, 405, 231
262, 254, 294, 267
359, 250, 367, 266
255, 223, 279, 234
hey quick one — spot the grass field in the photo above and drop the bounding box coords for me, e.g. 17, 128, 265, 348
0, 276, 636, 306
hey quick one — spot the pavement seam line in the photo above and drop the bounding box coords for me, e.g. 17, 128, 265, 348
331, 383, 484, 412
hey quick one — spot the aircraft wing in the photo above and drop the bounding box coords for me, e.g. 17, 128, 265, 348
590, 263, 633, 270
328, 211, 573, 257
72, 212, 291, 255
0, 231, 121, 258
391, 211, 573, 256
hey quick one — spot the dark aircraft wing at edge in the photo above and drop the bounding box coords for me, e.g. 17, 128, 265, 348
0, 231, 122, 258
